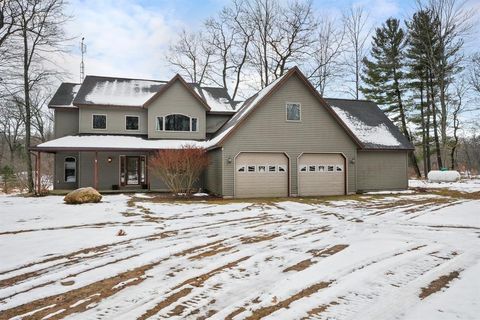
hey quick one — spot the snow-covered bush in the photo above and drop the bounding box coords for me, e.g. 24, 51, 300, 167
427, 170, 461, 182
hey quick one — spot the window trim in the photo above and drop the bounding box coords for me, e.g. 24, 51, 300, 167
286, 102, 301, 122
92, 114, 107, 130
125, 115, 140, 131
64, 156, 77, 183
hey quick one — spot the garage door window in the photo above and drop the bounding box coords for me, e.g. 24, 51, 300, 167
247, 165, 256, 172
318, 165, 325, 172
237, 165, 246, 172
308, 165, 316, 172
268, 165, 276, 172
336, 165, 344, 172
300, 165, 307, 172
327, 165, 334, 172
258, 165, 266, 172
278, 165, 287, 172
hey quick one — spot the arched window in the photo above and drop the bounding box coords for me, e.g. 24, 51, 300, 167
163, 114, 198, 132
64, 157, 76, 183
165, 114, 190, 131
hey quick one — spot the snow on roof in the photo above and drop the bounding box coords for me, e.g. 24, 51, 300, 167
330, 106, 402, 147
193, 86, 235, 113
75, 76, 166, 107
49, 83, 81, 108
326, 99, 414, 150
36, 135, 204, 150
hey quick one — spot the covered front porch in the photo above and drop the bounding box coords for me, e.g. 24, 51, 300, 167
30, 134, 207, 195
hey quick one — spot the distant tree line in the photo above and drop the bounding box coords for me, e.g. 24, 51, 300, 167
166, 0, 480, 176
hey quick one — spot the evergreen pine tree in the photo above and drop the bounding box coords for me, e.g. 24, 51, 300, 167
361, 18, 421, 177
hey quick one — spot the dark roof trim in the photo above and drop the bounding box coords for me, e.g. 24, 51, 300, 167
212, 67, 364, 149
143, 74, 211, 111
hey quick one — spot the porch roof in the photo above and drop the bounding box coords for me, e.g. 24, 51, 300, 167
30, 134, 206, 152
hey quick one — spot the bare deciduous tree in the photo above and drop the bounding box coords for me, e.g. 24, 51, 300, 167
343, 6, 371, 99
307, 16, 345, 96
167, 29, 214, 86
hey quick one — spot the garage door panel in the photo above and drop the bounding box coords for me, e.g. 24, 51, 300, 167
235, 153, 288, 198
298, 153, 345, 196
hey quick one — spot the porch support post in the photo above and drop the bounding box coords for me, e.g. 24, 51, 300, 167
94, 151, 98, 190
35, 152, 41, 195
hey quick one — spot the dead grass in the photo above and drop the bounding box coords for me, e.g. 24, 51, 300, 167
240, 233, 280, 244
283, 245, 349, 272
419, 270, 461, 299
283, 259, 314, 272
137, 288, 193, 320
242, 281, 332, 320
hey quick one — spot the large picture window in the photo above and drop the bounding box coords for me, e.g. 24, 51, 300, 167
286, 103, 301, 121
125, 116, 139, 130
163, 114, 198, 132
64, 157, 76, 183
92, 114, 107, 129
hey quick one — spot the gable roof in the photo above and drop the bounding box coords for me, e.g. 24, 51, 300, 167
48, 83, 81, 108
207, 67, 364, 149
325, 98, 414, 150
143, 74, 211, 111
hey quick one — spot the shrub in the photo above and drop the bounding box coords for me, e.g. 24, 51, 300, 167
1, 165, 16, 194
149, 145, 209, 195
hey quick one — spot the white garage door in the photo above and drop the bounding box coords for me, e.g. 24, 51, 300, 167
298, 153, 345, 196
235, 153, 289, 198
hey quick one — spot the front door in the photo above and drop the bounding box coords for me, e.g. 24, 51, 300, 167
120, 155, 146, 187
126, 157, 140, 185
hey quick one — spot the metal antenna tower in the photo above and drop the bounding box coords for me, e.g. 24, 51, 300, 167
80, 37, 87, 83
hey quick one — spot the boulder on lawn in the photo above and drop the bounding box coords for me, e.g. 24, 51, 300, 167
64, 187, 102, 204
427, 170, 461, 183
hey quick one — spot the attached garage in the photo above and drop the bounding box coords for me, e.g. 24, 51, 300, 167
235, 152, 289, 198
357, 151, 408, 191
298, 153, 346, 196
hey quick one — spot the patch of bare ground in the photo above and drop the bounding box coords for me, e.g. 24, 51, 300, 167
137, 288, 193, 320
0, 261, 161, 320
419, 270, 461, 299
225, 307, 247, 320
309, 244, 349, 257
173, 240, 225, 257
283, 245, 349, 272
240, 233, 280, 244
431, 189, 480, 200
245, 219, 291, 230
301, 301, 339, 319
189, 244, 235, 260
240, 281, 332, 320
172, 256, 250, 290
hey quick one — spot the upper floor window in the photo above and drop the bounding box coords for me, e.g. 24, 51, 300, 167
157, 114, 198, 132
92, 114, 107, 130
286, 103, 301, 121
125, 116, 139, 131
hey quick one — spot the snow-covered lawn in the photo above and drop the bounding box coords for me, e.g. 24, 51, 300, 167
0, 181, 479, 319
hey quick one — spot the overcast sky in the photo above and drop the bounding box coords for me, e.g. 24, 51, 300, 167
59, 0, 480, 86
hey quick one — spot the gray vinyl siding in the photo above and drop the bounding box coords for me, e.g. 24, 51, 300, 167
147, 81, 206, 140
54, 152, 78, 190
78, 107, 147, 135
54, 109, 79, 138
221, 74, 358, 197
205, 148, 223, 195
357, 151, 408, 191
206, 114, 231, 134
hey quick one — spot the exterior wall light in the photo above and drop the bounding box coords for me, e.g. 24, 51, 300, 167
107, 157, 113, 163
227, 156, 232, 163
350, 158, 356, 164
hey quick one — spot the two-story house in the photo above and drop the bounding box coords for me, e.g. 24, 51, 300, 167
33, 67, 413, 198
